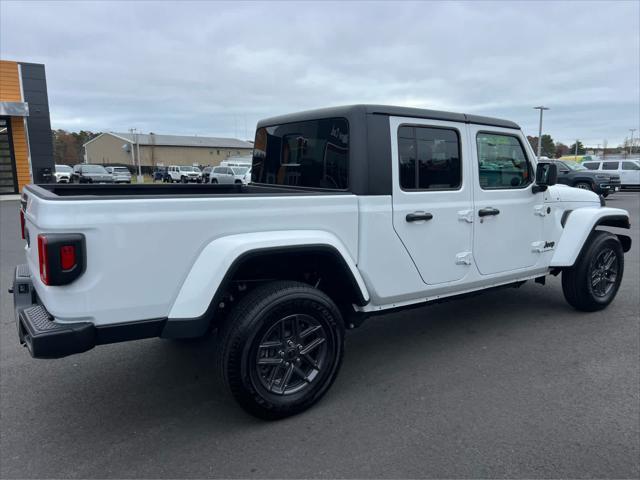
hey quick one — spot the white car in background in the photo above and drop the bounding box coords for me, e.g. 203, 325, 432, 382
53, 164, 73, 183
210, 166, 244, 184
105, 166, 132, 183
232, 166, 251, 184
582, 159, 640, 189
167, 165, 202, 183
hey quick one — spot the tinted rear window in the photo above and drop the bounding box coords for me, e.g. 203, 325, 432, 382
252, 118, 349, 189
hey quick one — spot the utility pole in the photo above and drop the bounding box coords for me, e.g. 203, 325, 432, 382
533, 106, 549, 159
630, 129, 636, 156
128, 128, 136, 167
130, 128, 143, 183
575, 140, 579, 158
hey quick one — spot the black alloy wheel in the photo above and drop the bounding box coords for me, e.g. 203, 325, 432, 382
562, 230, 624, 311
253, 313, 328, 396
589, 247, 619, 298
218, 281, 344, 419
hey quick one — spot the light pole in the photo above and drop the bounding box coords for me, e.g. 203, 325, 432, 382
533, 106, 549, 159
129, 128, 144, 183
128, 128, 136, 167
630, 129, 636, 156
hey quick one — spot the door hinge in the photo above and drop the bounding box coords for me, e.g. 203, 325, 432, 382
455, 251, 473, 265
534, 204, 550, 217
531, 240, 556, 253
457, 209, 474, 223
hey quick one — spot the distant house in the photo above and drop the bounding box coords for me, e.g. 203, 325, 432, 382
83, 132, 253, 171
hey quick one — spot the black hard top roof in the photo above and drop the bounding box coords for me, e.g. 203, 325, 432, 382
257, 104, 520, 130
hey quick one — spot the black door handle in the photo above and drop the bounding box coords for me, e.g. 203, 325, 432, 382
406, 212, 433, 222
478, 207, 500, 217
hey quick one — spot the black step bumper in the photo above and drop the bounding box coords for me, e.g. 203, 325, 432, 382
12, 264, 167, 359
18, 305, 95, 359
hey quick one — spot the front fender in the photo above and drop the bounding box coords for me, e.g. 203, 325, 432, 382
167, 230, 369, 319
550, 207, 630, 267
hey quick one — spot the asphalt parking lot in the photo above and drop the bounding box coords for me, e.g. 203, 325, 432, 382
1, 193, 638, 479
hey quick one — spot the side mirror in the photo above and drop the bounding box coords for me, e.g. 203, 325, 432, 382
533, 162, 557, 193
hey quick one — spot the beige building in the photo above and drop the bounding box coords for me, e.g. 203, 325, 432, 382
83, 132, 253, 171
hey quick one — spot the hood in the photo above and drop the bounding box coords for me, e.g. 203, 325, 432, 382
546, 184, 600, 203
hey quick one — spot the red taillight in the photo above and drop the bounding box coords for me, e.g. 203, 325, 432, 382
38, 234, 49, 285
20, 209, 25, 239
36, 233, 85, 286
60, 245, 76, 271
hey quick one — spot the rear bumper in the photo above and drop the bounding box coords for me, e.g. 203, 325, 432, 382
12, 265, 167, 359
12, 265, 94, 358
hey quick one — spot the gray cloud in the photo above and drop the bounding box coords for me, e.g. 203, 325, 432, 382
1, 0, 638, 146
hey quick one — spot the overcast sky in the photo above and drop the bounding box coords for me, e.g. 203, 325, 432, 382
1, 1, 638, 146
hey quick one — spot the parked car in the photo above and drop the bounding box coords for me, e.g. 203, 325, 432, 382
582, 159, 640, 190
53, 164, 73, 183
236, 166, 252, 184
74, 164, 114, 184
151, 167, 169, 182
105, 166, 132, 184
209, 166, 243, 184
555, 160, 620, 196
13, 105, 632, 420
71, 164, 82, 182
167, 165, 202, 183
201, 166, 213, 183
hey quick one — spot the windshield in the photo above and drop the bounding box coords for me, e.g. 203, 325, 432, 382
232, 167, 249, 175
562, 161, 586, 171
113, 167, 129, 173
55, 165, 72, 173
83, 165, 108, 174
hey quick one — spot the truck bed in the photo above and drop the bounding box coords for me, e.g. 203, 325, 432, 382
27, 183, 347, 199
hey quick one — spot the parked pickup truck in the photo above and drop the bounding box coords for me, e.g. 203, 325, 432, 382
12, 105, 632, 419
555, 159, 621, 197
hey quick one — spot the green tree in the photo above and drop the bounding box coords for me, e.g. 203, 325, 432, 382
540, 134, 555, 158
567, 140, 586, 155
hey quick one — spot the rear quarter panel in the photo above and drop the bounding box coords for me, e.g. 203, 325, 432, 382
23, 192, 359, 325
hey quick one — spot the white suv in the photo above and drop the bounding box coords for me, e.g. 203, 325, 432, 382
209, 166, 243, 184
53, 165, 73, 183
167, 165, 202, 183
582, 159, 640, 189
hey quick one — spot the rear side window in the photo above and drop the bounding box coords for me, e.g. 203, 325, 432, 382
583, 162, 600, 170
622, 161, 640, 170
398, 126, 461, 190
476, 133, 532, 189
252, 118, 349, 189
602, 161, 619, 170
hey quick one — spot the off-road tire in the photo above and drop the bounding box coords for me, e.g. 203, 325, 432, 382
218, 281, 344, 420
575, 181, 592, 191
562, 230, 624, 311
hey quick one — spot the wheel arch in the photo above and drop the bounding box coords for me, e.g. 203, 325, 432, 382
551, 207, 631, 267
162, 231, 369, 338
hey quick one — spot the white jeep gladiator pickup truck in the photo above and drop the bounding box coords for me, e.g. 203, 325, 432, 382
12, 105, 632, 419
